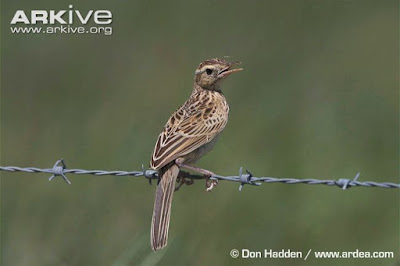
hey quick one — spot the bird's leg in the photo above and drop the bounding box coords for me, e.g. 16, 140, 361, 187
174, 171, 194, 192
174, 177, 184, 191
175, 159, 218, 192
178, 171, 195, 185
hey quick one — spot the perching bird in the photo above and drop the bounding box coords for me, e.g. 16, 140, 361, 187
150, 58, 243, 251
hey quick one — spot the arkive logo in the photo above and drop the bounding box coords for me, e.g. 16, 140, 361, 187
11, 5, 112, 25
10, 5, 113, 36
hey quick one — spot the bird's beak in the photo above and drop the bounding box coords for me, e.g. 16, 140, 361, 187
217, 61, 243, 79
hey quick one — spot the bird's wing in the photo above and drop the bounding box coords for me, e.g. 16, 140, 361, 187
150, 93, 228, 169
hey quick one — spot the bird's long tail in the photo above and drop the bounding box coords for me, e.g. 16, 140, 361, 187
151, 163, 179, 251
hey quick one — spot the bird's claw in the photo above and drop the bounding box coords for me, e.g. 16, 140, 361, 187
175, 175, 194, 192
206, 178, 218, 192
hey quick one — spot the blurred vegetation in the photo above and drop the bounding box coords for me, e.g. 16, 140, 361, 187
1, 1, 399, 265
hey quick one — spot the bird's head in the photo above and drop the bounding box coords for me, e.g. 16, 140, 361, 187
194, 58, 243, 91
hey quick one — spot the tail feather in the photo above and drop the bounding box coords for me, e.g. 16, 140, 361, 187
151, 164, 179, 251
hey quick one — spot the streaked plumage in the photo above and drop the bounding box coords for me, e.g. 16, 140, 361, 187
150, 58, 242, 251
150, 89, 229, 169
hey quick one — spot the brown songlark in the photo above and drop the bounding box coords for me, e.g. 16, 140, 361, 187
150, 58, 243, 251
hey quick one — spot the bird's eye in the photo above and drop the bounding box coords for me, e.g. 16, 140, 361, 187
206, 68, 213, 75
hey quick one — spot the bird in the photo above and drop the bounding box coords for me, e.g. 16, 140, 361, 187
149, 58, 243, 251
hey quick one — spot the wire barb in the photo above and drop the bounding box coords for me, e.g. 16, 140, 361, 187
238, 167, 262, 191
142, 164, 157, 185
335, 172, 360, 190
0, 159, 399, 190
48, 159, 71, 185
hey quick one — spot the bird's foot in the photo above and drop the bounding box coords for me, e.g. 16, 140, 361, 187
205, 176, 218, 192
175, 159, 217, 192
175, 172, 194, 192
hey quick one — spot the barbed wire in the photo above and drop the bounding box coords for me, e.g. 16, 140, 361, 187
0, 159, 399, 191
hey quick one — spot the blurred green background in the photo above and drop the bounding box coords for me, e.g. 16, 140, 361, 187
1, 1, 399, 265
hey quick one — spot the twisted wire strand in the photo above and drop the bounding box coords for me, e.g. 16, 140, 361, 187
0, 159, 399, 191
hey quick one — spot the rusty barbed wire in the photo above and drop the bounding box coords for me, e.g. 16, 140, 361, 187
0, 159, 399, 191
